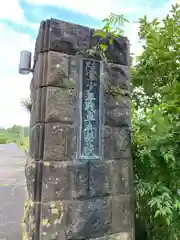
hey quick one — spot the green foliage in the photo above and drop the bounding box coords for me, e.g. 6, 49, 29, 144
94, 13, 128, 38
133, 3, 180, 97
132, 4, 180, 239
0, 133, 9, 144
16, 137, 29, 151
98, 3, 180, 239
6, 125, 29, 138
0, 125, 29, 150
133, 86, 180, 238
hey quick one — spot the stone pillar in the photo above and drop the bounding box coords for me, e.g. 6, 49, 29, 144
24, 19, 134, 240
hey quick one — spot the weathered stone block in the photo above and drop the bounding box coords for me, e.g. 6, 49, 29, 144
49, 19, 91, 54
34, 19, 129, 66
104, 126, 131, 160
111, 160, 133, 195
30, 78, 36, 127
48, 51, 69, 86
41, 230, 67, 240
104, 64, 130, 90
29, 123, 44, 159
89, 160, 132, 197
89, 161, 110, 197
33, 86, 76, 124
46, 52, 78, 87
35, 19, 91, 56
34, 52, 47, 86
39, 198, 110, 240
45, 87, 76, 123
90, 232, 134, 240
65, 197, 112, 239
71, 161, 89, 199
35, 52, 79, 87
105, 94, 131, 127
34, 88, 45, 123
41, 161, 88, 201
30, 78, 35, 103
43, 123, 76, 161
23, 200, 36, 240
25, 158, 37, 199
30, 104, 36, 127
33, 53, 41, 86
40, 200, 65, 240
34, 20, 44, 65
112, 195, 134, 234
91, 30, 129, 66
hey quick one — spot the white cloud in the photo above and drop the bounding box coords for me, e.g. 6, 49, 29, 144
26, 0, 180, 20
26, 0, 146, 19
0, 0, 179, 128
0, 0, 40, 30
0, 23, 34, 128
0, 0, 25, 24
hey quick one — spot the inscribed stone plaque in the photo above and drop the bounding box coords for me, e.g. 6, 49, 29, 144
78, 58, 103, 160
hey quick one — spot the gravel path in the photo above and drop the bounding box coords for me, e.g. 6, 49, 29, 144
0, 144, 26, 240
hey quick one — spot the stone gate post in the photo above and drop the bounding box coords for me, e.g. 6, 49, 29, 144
24, 19, 134, 240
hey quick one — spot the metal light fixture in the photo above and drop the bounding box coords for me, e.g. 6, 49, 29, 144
19, 50, 33, 75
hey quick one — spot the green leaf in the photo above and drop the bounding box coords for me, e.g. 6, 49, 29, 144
109, 38, 113, 45
93, 30, 106, 38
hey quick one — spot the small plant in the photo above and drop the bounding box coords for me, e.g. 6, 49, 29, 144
21, 99, 32, 112
93, 13, 129, 57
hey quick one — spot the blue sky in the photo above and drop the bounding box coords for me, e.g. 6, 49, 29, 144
0, 0, 177, 128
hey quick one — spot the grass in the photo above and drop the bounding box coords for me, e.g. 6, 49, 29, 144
0, 131, 29, 152
0, 133, 9, 144
16, 137, 29, 152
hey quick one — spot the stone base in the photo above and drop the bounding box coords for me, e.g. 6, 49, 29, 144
22, 196, 134, 240
90, 232, 134, 240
